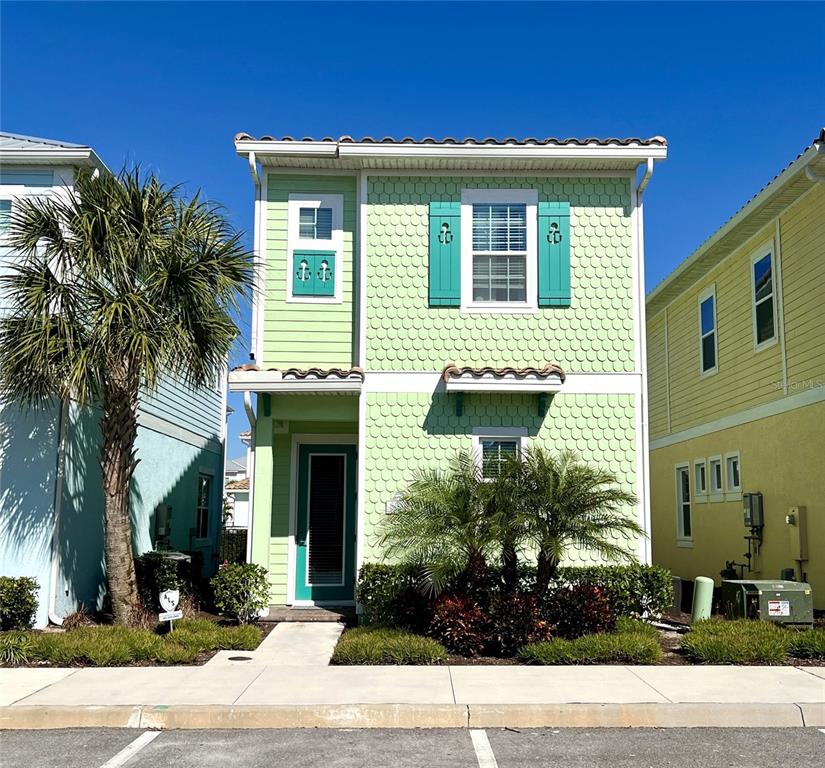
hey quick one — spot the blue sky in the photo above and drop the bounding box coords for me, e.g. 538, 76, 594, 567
2, 1, 823, 460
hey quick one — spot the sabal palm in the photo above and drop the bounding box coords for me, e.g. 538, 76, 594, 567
0, 168, 253, 624
380, 451, 499, 597
504, 448, 642, 597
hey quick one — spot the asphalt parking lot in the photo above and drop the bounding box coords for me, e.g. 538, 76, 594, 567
2, 727, 824, 768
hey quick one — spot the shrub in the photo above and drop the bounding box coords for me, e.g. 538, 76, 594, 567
332, 626, 447, 665
211, 563, 269, 624
429, 595, 490, 657
488, 592, 553, 656
219, 528, 248, 564
519, 629, 662, 665
356, 563, 433, 632
554, 565, 674, 618
681, 619, 789, 664
134, 552, 196, 611
787, 628, 825, 660
0, 631, 35, 664
0, 576, 39, 630
545, 584, 616, 639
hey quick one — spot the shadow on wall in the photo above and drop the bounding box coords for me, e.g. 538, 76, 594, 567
422, 389, 547, 437
2, 397, 224, 620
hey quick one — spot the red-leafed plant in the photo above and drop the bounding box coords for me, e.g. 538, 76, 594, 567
429, 595, 490, 657
489, 591, 553, 656
546, 584, 616, 639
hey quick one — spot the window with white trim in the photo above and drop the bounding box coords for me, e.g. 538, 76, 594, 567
472, 428, 528, 480
751, 249, 776, 347
471, 203, 527, 303
196, 473, 212, 539
461, 189, 537, 312
286, 192, 344, 303
694, 459, 707, 501
725, 453, 741, 493
0, 200, 11, 233
699, 285, 717, 374
676, 464, 692, 541
709, 456, 723, 497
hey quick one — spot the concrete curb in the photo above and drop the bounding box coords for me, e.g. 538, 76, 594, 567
0, 702, 817, 729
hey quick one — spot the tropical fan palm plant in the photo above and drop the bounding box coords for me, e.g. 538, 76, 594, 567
0, 168, 253, 624
379, 451, 499, 597
506, 448, 642, 598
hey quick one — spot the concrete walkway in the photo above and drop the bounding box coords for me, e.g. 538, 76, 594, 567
207, 621, 343, 667
0, 664, 823, 729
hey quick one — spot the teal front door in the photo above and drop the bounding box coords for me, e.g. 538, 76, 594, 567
294, 444, 356, 602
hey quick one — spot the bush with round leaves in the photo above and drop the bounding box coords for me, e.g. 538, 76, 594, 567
0, 576, 39, 631
211, 563, 269, 624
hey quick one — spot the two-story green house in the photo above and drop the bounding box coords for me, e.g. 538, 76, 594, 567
229, 135, 667, 607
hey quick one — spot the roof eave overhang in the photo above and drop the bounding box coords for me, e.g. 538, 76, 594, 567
443, 377, 564, 394
647, 141, 824, 317
0, 147, 108, 171
228, 370, 362, 394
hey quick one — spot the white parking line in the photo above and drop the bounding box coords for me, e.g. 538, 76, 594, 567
99, 731, 161, 768
470, 729, 499, 768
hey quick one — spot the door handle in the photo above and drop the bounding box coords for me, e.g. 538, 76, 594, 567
297, 531, 307, 546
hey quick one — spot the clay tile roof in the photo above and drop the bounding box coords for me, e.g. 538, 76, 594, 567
442, 363, 566, 382
234, 133, 667, 147
225, 478, 249, 491
239, 430, 251, 439
230, 364, 364, 381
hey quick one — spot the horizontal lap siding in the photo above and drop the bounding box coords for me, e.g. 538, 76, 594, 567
664, 219, 783, 434
138, 374, 223, 440
646, 312, 669, 439
264, 175, 356, 369
781, 185, 825, 388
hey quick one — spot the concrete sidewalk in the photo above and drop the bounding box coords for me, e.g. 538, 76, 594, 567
1, 664, 823, 729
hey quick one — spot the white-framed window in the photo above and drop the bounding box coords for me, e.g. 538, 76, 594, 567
461, 189, 538, 312
751, 245, 776, 349
286, 192, 344, 304
471, 427, 528, 480
694, 459, 708, 502
675, 463, 692, 545
725, 452, 741, 498
708, 455, 723, 500
196, 473, 213, 539
0, 199, 11, 234
698, 284, 717, 375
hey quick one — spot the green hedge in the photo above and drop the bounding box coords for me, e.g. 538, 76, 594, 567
356, 562, 673, 626
331, 626, 447, 665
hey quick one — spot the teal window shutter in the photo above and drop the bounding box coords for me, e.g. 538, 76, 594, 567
428, 201, 461, 306
538, 201, 571, 307
292, 250, 336, 297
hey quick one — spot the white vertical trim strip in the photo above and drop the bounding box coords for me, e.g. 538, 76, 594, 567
99, 731, 161, 768
355, 172, 368, 592
664, 308, 671, 434
774, 219, 788, 395
255, 171, 267, 363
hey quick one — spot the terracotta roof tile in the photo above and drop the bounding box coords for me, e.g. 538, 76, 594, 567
442, 363, 566, 382
231, 364, 364, 381
235, 133, 667, 147
226, 478, 249, 491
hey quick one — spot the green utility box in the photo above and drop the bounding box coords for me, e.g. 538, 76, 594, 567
720, 580, 813, 626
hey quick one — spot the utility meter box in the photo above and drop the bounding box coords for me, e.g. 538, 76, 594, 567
720, 580, 813, 626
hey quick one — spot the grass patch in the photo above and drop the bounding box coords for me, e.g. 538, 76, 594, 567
0, 620, 262, 666
787, 627, 825, 660
680, 619, 789, 664
519, 620, 662, 665
332, 626, 448, 665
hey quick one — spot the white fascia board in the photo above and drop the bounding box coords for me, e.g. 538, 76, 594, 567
235, 140, 338, 158
338, 144, 667, 161
444, 377, 563, 393
228, 370, 362, 393
0, 148, 107, 171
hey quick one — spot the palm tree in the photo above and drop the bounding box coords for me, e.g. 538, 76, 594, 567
380, 452, 499, 597
0, 168, 253, 624
507, 448, 643, 598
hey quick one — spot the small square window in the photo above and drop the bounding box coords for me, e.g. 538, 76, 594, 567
481, 439, 519, 480
298, 206, 333, 240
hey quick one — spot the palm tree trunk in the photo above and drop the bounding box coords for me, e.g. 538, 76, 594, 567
535, 549, 558, 599
100, 371, 140, 625
501, 538, 519, 593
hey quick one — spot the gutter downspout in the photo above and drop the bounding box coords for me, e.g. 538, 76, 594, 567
635, 156, 656, 565
48, 401, 69, 626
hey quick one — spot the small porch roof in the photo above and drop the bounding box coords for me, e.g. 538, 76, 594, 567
228, 364, 363, 394
442, 363, 566, 393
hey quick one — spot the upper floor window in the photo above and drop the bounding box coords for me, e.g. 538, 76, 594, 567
698, 285, 717, 375
461, 189, 537, 312
751, 248, 776, 348
0, 200, 11, 233
299, 206, 332, 240
287, 192, 343, 303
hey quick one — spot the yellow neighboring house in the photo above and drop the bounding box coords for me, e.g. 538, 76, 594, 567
646, 129, 825, 609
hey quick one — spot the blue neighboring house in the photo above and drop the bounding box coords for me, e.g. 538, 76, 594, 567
0, 133, 227, 627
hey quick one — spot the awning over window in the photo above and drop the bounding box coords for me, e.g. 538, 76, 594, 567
441, 363, 565, 393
